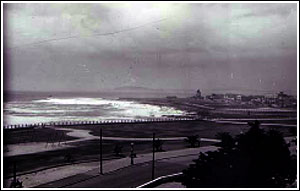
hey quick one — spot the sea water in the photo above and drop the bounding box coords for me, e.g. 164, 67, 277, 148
3, 95, 187, 126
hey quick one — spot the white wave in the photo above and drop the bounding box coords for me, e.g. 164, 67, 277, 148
6, 108, 67, 114
34, 97, 133, 106
120, 104, 185, 117
4, 97, 188, 126
5, 107, 94, 114
33, 97, 186, 116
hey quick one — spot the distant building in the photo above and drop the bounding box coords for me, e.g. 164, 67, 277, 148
236, 95, 242, 101
193, 89, 203, 99
224, 93, 239, 101
264, 93, 277, 104
241, 96, 252, 102
166, 96, 177, 99
276, 91, 296, 107
196, 89, 202, 99
265, 93, 277, 99
277, 91, 288, 100
222, 93, 245, 102
207, 93, 224, 101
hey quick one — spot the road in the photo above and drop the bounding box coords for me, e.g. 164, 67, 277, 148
208, 119, 297, 127
34, 135, 296, 188
37, 154, 197, 188
4, 146, 216, 188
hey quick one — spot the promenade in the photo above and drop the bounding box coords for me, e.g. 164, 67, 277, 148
5, 146, 218, 188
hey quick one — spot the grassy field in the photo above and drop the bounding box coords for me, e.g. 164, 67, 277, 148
71, 120, 295, 138
4, 128, 78, 145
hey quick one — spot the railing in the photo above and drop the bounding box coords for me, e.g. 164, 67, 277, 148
137, 172, 183, 188
3, 117, 198, 130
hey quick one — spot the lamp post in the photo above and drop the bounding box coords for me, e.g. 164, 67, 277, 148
152, 133, 155, 180
99, 128, 103, 175
130, 142, 135, 165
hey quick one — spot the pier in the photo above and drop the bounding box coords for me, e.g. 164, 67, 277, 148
3, 117, 197, 130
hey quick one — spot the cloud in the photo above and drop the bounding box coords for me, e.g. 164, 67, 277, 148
233, 3, 296, 18
3, 3, 298, 94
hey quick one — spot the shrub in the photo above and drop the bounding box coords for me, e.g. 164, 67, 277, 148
181, 120, 296, 188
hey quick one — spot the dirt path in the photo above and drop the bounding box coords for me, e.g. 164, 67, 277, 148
4, 127, 98, 157
4, 127, 219, 157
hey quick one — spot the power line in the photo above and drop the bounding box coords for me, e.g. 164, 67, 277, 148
8, 18, 168, 51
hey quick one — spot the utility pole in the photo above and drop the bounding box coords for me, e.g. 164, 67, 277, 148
130, 142, 135, 165
11, 161, 22, 188
99, 128, 103, 175
13, 161, 16, 187
152, 133, 155, 180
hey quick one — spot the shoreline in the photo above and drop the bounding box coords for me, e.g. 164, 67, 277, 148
3, 97, 194, 127
3, 95, 297, 127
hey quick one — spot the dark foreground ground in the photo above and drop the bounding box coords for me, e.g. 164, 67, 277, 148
3, 119, 296, 179
37, 155, 196, 188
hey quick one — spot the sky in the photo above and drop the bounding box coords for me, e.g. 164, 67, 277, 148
3, 3, 298, 95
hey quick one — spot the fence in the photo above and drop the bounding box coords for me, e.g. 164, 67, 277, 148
3, 117, 198, 130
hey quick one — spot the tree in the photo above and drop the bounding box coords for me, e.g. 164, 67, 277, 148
113, 143, 124, 157
289, 127, 297, 136
64, 152, 73, 163
184, 135, 200, 148
215, 132, 235, 152
181, 120, 296, 188
154, 138, 164, 152
10, 179, 23, 188
288, 127, 297, 146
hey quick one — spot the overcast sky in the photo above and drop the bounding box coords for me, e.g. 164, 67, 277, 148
3, 3, 298, 95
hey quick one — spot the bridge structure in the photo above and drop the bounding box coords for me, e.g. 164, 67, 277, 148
3, 117, 198, 130
3, 115, 296, 130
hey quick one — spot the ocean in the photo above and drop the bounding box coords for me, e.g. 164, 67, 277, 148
3, 91, 188, 126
